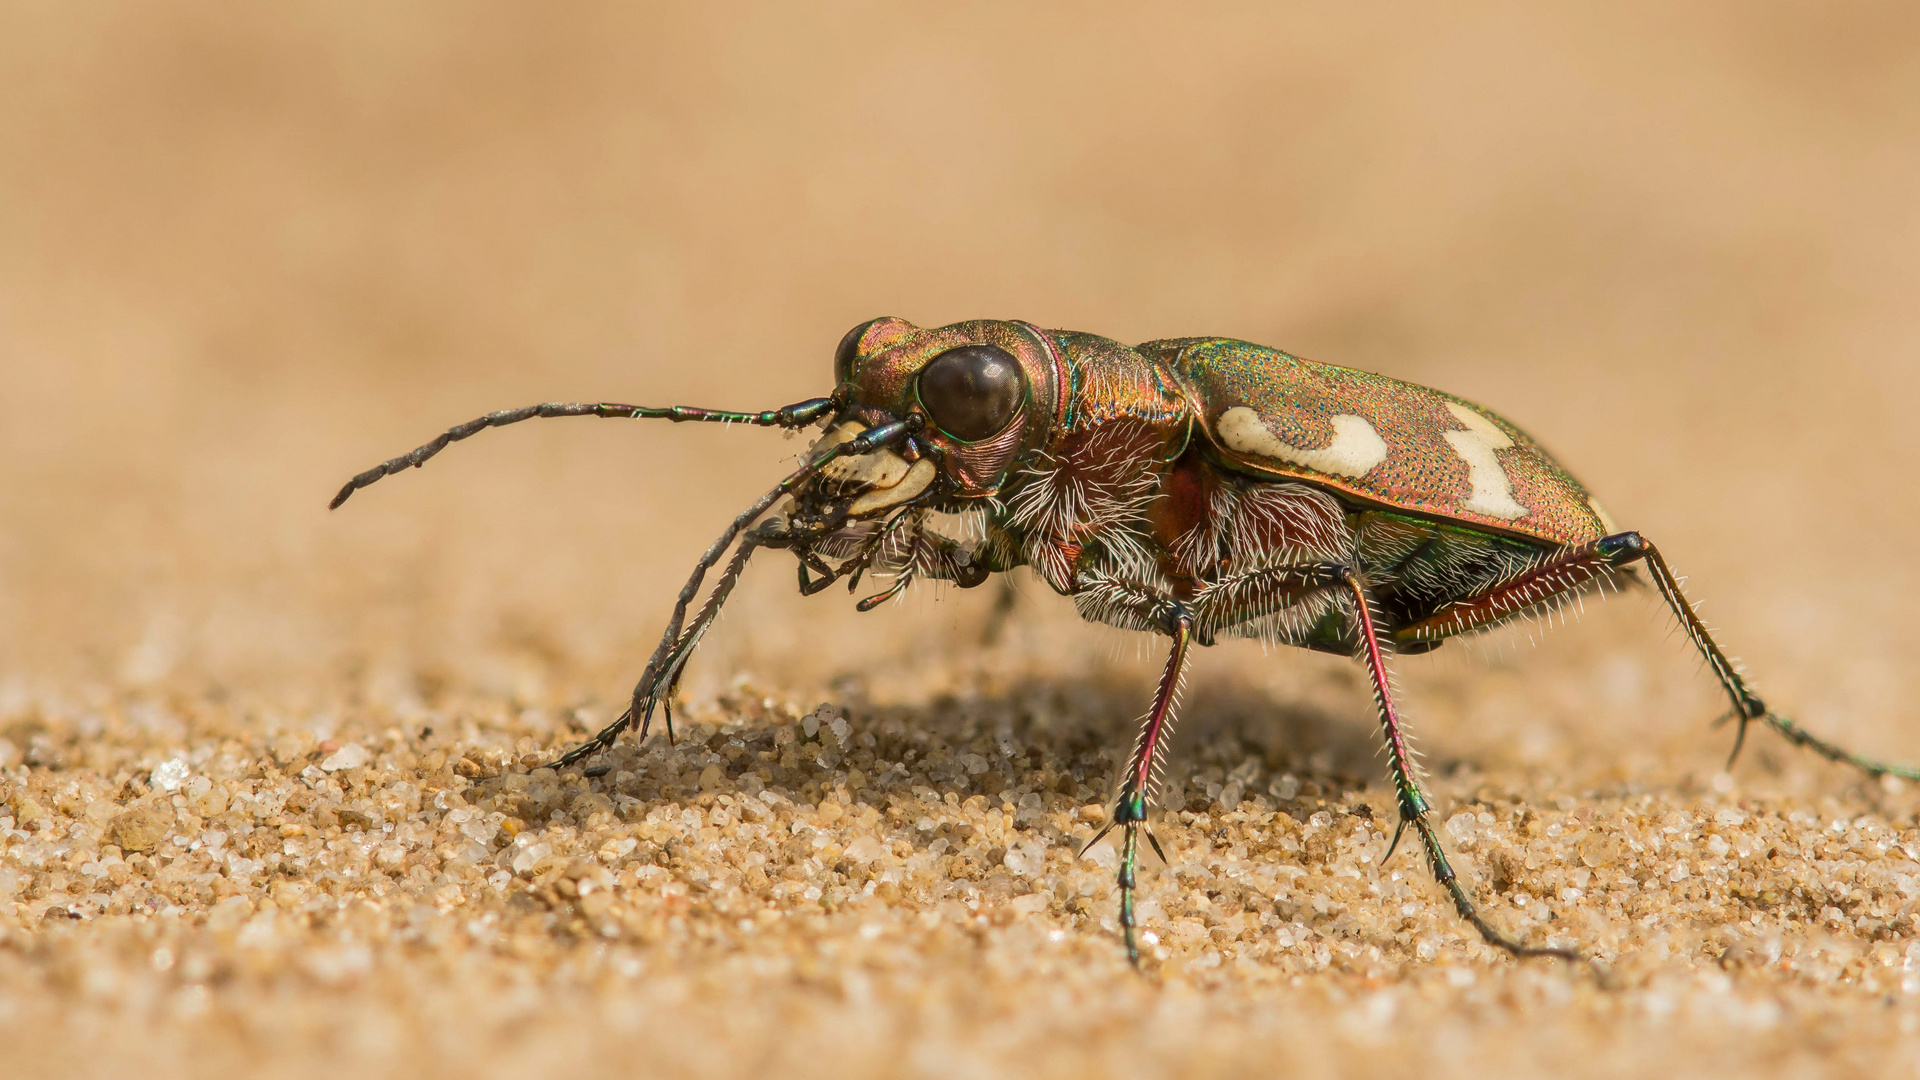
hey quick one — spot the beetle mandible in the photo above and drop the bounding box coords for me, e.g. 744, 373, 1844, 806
331, 317, 1919, 965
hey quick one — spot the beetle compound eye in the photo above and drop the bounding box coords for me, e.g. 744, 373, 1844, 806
917, 344, 1024, 442
834, 318, 885, 385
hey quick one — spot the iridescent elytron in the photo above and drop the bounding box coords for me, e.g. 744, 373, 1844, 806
331, 317, 1920, 965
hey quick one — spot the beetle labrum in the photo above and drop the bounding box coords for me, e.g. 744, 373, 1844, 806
331, 317, 1919, 965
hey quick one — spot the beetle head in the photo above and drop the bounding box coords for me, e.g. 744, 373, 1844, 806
800, 318, 1067, 522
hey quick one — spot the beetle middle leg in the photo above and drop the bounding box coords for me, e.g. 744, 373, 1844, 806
1611, 532, 1920, 780
1331, 566, 1580, 961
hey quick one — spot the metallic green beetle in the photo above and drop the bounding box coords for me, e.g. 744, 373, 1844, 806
331, 317, 1918, 965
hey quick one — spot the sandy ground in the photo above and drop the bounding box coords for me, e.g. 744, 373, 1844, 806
7, 4, 1920, 1078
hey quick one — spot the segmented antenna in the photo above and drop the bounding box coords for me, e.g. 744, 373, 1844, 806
328, 397, 836, 509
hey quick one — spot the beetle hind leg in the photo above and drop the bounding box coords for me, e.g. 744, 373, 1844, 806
1611, 533, 1920, 782
1391, 529, 1920, 780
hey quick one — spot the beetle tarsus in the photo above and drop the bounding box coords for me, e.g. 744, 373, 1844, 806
1419, 814, 1580, 961
1754, 710, 1920, 782
547, 706, 634, 770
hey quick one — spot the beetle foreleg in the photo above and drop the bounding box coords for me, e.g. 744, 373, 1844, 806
838, 511, 995, 611
838, 512, 918, 594
855, 564, 919, 611
551, 532, 768, 767
550, 418, 921, 768
1336, 567, 1579, 962
796, 547, 841, 596
1084, 600, 1192, 968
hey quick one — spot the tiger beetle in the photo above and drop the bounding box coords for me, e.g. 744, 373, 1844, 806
331, 317, 1920, 967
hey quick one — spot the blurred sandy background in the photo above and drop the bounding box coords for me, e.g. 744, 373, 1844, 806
5, 3, 1920, 1078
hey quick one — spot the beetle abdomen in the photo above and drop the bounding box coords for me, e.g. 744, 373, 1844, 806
1144, 338, 1612, 548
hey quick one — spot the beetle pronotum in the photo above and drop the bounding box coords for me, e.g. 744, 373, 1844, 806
332, 317, 1918, 965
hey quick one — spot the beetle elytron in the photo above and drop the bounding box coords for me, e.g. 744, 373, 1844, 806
331, 317, 1919, 965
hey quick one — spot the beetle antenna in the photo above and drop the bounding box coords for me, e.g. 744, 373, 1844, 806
328, 397, 836, 509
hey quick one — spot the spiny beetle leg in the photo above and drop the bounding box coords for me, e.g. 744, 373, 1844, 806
850, 515, 991, 611
838, 528, 886, 595
550, 705, 634, 769
841, 511, 918, 595
855, 569, 916, 612
1395, 530, 1920, 783
1598, 532, 1920, 782
1392, 537, 1626, 646
548, 418, 922, 768
797, 550, 839, 595
1096, 602, 1192, 968
1337, 567, 1578, 962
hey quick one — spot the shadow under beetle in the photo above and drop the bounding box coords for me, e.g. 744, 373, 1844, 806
331, 317, 1920, 966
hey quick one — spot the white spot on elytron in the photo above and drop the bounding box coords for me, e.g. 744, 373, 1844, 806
1588, 497, 1619, 535
1441, 403, 1526, 519
1216, 406, 1387, 479
848, 456, 935, 516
